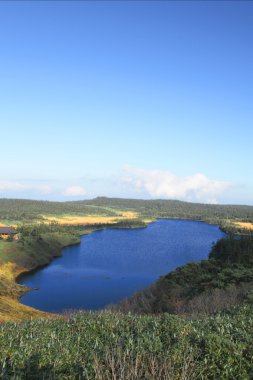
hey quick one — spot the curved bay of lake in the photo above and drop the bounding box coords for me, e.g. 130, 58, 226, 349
19, 219, 224, 313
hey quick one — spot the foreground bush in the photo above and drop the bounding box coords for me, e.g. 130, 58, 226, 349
1, 304, 253, 379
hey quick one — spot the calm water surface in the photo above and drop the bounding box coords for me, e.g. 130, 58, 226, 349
20, 219, 224, 312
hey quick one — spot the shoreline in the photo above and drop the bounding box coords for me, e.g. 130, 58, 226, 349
16, 218, 224, 316
14, 220, 150, 317
16, 220, 150, 286
1, 216, 246, 321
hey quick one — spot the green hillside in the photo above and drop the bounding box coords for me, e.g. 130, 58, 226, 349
1, 197, 253, 226
116, 236, 253, 316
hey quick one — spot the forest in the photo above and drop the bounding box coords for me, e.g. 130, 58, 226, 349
115, 236, 253, 316
1, 197, 253, 224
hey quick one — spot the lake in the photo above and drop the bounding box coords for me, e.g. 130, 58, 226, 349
19, 219, 224, 312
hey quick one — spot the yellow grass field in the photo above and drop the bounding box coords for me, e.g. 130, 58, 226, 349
232, 222, 253, 231
42, 211, 138, 225
0, 262, 45, 321
0, 296, 45, 322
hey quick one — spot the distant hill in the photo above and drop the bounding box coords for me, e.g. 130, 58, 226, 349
0, 197, 253, 224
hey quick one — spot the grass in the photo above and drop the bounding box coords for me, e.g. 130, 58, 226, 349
0, 296, 44, 322
0, 260, 45, 321
0, 210, 140, 227
0, 241, 28, 264
0, 220, 19, 228
0, 214, 253, 377
0, 218, 149, 322
232, 221, 253, 230
0, 227, 82, 322
41, 211, 138, 226
1, 304, 253, 379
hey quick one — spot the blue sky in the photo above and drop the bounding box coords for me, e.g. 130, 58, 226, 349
0, 1, 252, 204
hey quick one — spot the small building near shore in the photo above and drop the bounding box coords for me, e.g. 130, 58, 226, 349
0, 227, 17, 237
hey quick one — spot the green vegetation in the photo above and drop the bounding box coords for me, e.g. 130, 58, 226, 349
1, 197, 253, 228
1, 198, 253, 378
1, 304, 253, 379
0, 223, 83, 321
0, 220, 146, 270
116, 236, 253, 316
0, 199, 119, 222
0, 224, 81, 270
88, 197, 253, 223
0, 219, 147, 321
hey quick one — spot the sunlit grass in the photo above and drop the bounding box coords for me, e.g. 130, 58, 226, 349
0, 261, 45, 321
41, 211, 138, 225
232, 221, 253, 231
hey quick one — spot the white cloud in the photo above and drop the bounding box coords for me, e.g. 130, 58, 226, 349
0, 181, 27, 192
0, 181, 52, 195
0, 171, 234, 203
122, 167, 231, 203
0, 180, 86, 199
38, 185, 52, 195
63, 185, 87, 197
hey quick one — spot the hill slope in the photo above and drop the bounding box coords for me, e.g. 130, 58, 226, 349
1, 197, 253, 227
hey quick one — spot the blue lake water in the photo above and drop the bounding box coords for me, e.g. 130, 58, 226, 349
19, 219, 224, 313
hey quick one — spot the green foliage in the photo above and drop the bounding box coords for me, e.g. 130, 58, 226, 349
0, 305, 253, 379
12, 224, 81, 269
0, 220, 148, 299
0, 198, 118, 221
0, 224, 82, 300
1, 225, 71, 266
1, 199, 253, 378
118, 236, 253, 315
87, 197, 253, 223
1, 197, 253, 225
210, 236, 253, 265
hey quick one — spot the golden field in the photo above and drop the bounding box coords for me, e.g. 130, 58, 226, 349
232, 221, 253, 231
0, 262, 45, 321
42, 211, 138, 225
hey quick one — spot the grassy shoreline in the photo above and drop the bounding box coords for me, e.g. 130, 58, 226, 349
0, 219, 148, 321
0, 211, 252, 322
1, 206, 253, 377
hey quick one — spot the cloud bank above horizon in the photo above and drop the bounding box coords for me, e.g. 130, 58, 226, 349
62, 186, 87, 197
122, 167, 231, 204
0, 166, 235, 204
